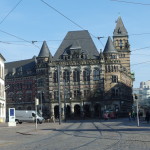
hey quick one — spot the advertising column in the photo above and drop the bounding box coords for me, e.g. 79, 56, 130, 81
8, 108, 16, 127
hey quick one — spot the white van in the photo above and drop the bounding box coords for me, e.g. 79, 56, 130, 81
15, 110, 44, 124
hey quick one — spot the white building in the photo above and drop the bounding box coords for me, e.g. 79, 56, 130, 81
0, 54, 6, 122
140, 81, 150, 100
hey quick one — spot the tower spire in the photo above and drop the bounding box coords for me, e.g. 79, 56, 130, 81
113, 16, 128, 37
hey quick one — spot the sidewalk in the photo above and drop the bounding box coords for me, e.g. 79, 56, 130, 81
115, 118, 150, 128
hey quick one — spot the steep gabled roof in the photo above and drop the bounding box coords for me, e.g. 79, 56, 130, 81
53, 30, 99, 60
5, 56, 36, 74
113, 16, 128, 37
103, 36, 117, 53
38, 41, 52, 60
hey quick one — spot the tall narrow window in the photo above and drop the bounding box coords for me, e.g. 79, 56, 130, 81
74, 90, 80, 98
112, 88, 119, 97
63, 70, 70, 82
83, 69, 90, 81
119, 40, 123, 49
93, 69, 100, 81
112, 75, 118, 83
53, 71, 58, 83
73, 70, 80, 82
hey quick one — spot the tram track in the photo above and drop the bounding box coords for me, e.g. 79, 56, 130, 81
58, 121, 123, 150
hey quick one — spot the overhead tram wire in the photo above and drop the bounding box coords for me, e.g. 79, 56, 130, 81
131, 46, 150, 52
40, 0, 104, 47
0, 0, 23, 25
0, 0, 40, 49
0, 29, 40, 49
131, 61, 150, 66
110, 0, 150, 6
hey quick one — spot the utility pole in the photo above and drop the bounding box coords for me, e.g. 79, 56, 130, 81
35, 98, 39, 130
135, 94, 139, 127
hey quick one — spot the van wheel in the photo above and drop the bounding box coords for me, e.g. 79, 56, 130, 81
15, 119, 19, 124
15, 120, 22, 124
37, 120, 42, 124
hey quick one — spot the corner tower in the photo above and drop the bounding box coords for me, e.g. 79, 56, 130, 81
113, 17, 131, 72
36, 41, 53, 118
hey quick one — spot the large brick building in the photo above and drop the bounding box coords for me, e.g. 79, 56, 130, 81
5, 17, 134, 119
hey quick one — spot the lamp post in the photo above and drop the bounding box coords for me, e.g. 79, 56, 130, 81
135, 94, 139, 127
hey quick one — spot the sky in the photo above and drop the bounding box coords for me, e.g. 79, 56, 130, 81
0, 0, 150, 88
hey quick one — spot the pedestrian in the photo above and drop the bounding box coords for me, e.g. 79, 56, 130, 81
128, 112, 131, 121
145, 111, 150, 123
132, 111, 135, 121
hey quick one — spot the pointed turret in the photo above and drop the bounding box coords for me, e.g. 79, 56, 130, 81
38, 41, 52, 60
103, 37, 117, 53
113, 16, 128, 37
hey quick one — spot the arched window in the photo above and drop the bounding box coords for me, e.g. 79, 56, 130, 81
83, 69, 90, 81
93, 69, 100, 81
73, 69, 80, 82
119, 40, 123, 49
63, 70, 70, 82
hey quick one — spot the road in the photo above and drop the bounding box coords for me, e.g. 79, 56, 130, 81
0, 119, 150, 150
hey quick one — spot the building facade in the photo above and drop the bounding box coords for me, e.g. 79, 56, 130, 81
0, 54, 6, 122
5, 17, 134, 119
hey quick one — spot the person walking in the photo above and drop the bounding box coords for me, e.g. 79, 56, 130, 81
128, 112, 132, 121
145, 111, 150, 123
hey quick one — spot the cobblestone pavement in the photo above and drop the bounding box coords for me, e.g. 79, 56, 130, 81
0, 118, 149, 150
